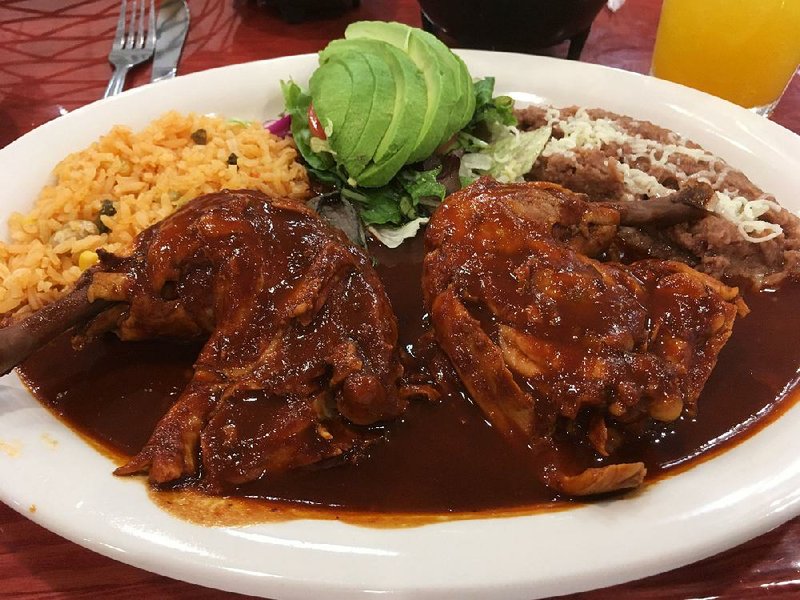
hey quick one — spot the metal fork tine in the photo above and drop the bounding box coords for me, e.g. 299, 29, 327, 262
105, 0, 156, 98
125, 0, 137, 49
146, 0, 156, 51
136, 0, 145, 48
112, 0, 127, 50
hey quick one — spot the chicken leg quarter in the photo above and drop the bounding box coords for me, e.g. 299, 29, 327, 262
1, 189, 410, 489
423, 178, 746, 495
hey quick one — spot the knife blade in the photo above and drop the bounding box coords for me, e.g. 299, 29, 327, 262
151, 0, 190, 83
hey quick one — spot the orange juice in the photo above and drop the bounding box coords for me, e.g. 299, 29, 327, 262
652, 0, 800, 109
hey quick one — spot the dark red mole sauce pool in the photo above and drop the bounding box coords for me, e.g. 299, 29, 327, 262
16, 235, 800, 517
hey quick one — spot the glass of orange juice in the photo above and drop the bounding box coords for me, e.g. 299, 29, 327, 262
651, 0, 800, 116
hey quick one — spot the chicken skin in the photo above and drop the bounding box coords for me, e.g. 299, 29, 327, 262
423, 178, 746, 495
0, 179, 745, 499
1, 189, 409, 489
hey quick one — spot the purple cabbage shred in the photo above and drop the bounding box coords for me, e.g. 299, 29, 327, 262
264, 114, 292, 138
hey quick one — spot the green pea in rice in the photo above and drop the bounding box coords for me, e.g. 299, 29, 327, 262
0, 111, 310, 320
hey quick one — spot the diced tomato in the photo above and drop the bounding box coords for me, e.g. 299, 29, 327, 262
308, 104, 326, 140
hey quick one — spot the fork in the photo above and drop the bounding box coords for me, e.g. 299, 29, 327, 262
104, 0, 157, 98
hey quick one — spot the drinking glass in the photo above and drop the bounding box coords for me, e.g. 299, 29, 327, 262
651, 0, 800, 117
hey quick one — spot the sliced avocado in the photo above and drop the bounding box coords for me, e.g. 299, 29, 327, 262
348, 40, 426, 165
312, 50, 374, 169
320, 38, 423, 167
317, 45, 396, 179
346, 21, 459, 164
346, 20, 412, 52
453, 54, 476, 132
309, 60, 351, 138
330, 38, 427, 187
412, 28, 469, 144
404, 31, 459, 162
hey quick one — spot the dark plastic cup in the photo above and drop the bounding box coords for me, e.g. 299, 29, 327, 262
418, 0, 607, 59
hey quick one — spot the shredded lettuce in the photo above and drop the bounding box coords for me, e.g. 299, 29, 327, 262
460, 125, 551, 184
283, 75, 540, 245
456, 77, 551, 185
284, 77, 446, 234
281, 80, 335, 172
342, 186, 403, 225
469, 77, 516, 129
455, 77, 516, 153
340, 167, 445, 227
369, 217, 430, 249
398, 168, 446, 204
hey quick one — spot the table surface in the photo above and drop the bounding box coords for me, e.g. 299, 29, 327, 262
1, 0, 799, 598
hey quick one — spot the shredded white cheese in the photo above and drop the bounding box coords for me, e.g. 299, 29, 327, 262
709, 192, 783, 242
616, 162, 671, 199
541, 107, 784, 243
542, 109, 623, 157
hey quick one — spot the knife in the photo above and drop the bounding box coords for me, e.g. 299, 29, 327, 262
151, 0, 190, 83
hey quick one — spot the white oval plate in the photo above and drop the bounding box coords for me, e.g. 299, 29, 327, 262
1, 51, 800, 600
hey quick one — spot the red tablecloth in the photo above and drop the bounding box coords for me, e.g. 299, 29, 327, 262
1, 1, 799, 597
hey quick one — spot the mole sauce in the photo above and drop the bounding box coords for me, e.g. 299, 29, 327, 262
17, 235, 800, 520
